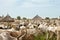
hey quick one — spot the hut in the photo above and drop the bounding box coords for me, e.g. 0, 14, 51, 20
0, 14, 14, 29
32, 15, 42, 24
1, 14, 14, 22
33, 15, 42, 20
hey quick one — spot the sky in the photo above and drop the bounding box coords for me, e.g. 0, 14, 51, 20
0, 0, 60, 18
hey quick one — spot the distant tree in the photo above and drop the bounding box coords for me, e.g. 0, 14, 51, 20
17, 16, 21, 20
45, 17, 50, 20
23, 17, 27, 20
45, 17, 50, 24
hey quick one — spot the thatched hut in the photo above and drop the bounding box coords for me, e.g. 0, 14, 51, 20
32, 15, 42, 24
1, 14, 14, 22
33, 15, 42, 21
0, 14, 14, 28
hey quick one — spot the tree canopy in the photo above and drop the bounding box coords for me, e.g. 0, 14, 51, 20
23, 17, 27, 20
45, 17, 50, 20
17, 16, 21, 20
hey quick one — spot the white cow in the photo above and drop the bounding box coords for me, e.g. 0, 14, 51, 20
6, 28, 16, 32
0, 30, 26, 40
0, 32, 17, 40
20, 26, 26, 30
27, 23, 34, 29
47, 26, 57, 32
38, 22, 58, 32
38, 23, 48, 31
27, 28, 37, 34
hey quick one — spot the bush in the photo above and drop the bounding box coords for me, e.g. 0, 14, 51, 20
34, 33, 46, 40
34, 32, 56, 40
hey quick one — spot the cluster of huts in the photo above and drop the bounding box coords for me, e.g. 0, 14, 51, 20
0, 14, 60, 40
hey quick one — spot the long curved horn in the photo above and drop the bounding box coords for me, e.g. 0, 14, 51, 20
17, 29, 27, 40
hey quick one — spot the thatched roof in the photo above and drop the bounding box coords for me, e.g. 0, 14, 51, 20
32, 15, 42, 21
1, 14, 14, 22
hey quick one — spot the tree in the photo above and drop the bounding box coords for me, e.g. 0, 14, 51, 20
17, 16, 21, 20
45, 17, 50, 24
45, 17, 50, 20
23, 17, 27, 20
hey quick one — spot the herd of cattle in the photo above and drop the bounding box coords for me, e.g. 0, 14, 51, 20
0, 22, 59, 40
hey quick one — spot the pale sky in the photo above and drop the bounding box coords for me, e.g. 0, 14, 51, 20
0, 0, 60, 18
